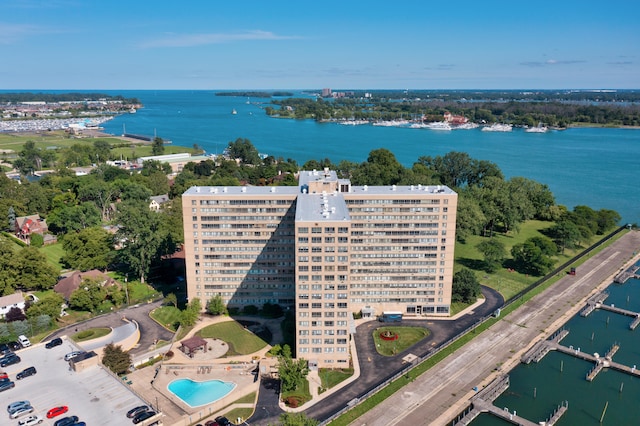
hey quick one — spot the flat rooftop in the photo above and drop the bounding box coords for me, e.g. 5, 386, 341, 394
295, 191, 351, 222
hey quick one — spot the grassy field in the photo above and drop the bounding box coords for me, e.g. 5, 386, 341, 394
197, 320, 269, 356
150, 306, 182, 331
319, 368, 354, 390
372, 326, 429, 356
38, 242, 65, 271
0, 130, 200, 160
454, 220, 617, 300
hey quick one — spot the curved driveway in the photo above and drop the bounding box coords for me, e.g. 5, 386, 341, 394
47, 300, 175, 356
249, 286, 503, 425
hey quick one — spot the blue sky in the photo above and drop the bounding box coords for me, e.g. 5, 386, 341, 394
1, 0, 639, 90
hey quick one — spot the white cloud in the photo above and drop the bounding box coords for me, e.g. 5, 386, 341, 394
139, 30, 298, 48
520, 59, 586, 67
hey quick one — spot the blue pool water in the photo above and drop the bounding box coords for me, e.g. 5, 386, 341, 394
168, 378, 236, 407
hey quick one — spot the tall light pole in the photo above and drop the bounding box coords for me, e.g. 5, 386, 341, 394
124, 274, 129, 305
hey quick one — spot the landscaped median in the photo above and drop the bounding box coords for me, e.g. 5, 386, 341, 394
373, 327, 429, 356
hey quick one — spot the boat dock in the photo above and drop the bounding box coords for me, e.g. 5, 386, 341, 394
520, 329, 640, 382
452, 375, 568, 426
521, 329, 568, 364
578, 290, 640, 329
579, 291, 609, 317
614, 265, 640, 283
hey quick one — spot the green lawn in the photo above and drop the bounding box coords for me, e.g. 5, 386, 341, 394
281, 378, 312, 408
454, 220, 620, 300
150, 306, 182, 331
372, 326, 429, 356
197, 321, 268, 356
72, 327, 111, 342
319, 368, 354, 390
39, 242, 65, 270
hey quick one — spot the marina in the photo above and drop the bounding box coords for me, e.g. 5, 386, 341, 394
468, 260, 640, 426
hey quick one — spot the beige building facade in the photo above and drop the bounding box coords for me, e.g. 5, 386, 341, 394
182, 169, 457, 367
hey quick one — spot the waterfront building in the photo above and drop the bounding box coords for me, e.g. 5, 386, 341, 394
182, 169, 457, 367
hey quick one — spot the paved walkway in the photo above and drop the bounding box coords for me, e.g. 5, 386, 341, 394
352, 231, 640, 426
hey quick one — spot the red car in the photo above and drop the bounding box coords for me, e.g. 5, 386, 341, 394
46, 406, 69, 419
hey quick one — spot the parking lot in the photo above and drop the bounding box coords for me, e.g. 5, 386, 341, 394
0, 337, 148, 425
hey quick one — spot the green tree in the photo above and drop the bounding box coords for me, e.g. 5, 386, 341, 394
115, 202, 163, 283
14, 246, 58, 291
226, 138, 261, 165
452, 268, 481, 303
7, 206, 16, 232
476, 239, 506, 272
102, 343, 132, 375
164, 293, 178, 308
548, 220, 582, 253
206, 294, 227, 316
69, 277, 107, 312
26, 293, 64, 319
180, 297, 201, 327
456, 193, 486, 242
151, 137, 165, 155
511, 239, 555, 276
61, 226, 114, 271
29, 233, 44, 248
351, 148, 404, 185
278, 350, 309, 393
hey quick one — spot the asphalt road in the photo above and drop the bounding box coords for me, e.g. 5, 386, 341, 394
248, 286, 503, 426
353, 231, 640, 426
46, 300, 175, 356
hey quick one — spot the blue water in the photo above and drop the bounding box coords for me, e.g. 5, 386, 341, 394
168, 378, 236, 407
470, 271, 640, 426
97, 90, 640, 224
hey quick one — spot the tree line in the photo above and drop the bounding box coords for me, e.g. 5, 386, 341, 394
268, 95, 640, 127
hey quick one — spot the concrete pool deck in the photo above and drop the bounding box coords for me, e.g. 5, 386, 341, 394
126, 315, 271, 425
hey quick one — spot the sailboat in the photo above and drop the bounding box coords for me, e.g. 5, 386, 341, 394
231, 109, 237, 115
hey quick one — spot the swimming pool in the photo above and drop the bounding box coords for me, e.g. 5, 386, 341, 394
168, 378, 236, 407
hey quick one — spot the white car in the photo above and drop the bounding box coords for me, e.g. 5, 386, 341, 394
64, 351, 85, 361
17, 335, 31, 348
7, 400, 30, 414
9, 405, 33, 419
18, 415, 43, 426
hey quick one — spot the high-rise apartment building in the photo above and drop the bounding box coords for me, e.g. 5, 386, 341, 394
182, 169, 457, 367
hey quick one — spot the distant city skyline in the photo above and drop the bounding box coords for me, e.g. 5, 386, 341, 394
1, 0, 639, 90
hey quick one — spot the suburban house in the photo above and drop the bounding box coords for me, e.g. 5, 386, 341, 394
15, 214, 53, 244
54, 270, 119, 301
0, 291, 30, 319
149, 194, 170, 211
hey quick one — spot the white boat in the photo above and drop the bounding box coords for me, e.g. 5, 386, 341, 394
339, 119, 369, 126
482, 123, 512, 132
426, 121, 452, 131
525, 124, 548, 133
409, 122, 429, 129
452, 122, 479, 130
129, 108, 136, 114
231, 109, 237, 115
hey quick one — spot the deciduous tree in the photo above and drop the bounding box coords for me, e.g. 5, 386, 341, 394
102, 343, 131, 375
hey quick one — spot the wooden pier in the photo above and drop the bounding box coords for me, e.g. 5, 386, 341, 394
452, 375, 568, 426
579, 291, 609, 317
614, 265, 640, 283
521, 329, 568, 364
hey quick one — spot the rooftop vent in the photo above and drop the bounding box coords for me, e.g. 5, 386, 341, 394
363, 185, 368, 191
241, 187, 247, 193
223, 187, 228, 193
270, 187, 276, 193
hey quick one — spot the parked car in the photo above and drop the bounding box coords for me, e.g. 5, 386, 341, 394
46, 406, 69, 419
17, 335, 31, 348
7, 341, 21, 351
126, 405, 149, 418
10, 405, 34, 419
64, 351, 85, 361
0, 354, 20, 367
53, 416, 79, 426
45, 338, 63, 349
18, 415, 43, 426
8, 400, 31, 413
0, 380, 15, 392
215, 417, 231, 426
204, 421, 220, 426
0, 343, 10, 356
132, 410, 156, 424
16, 366, 37, 380
0, 372, 7, 380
